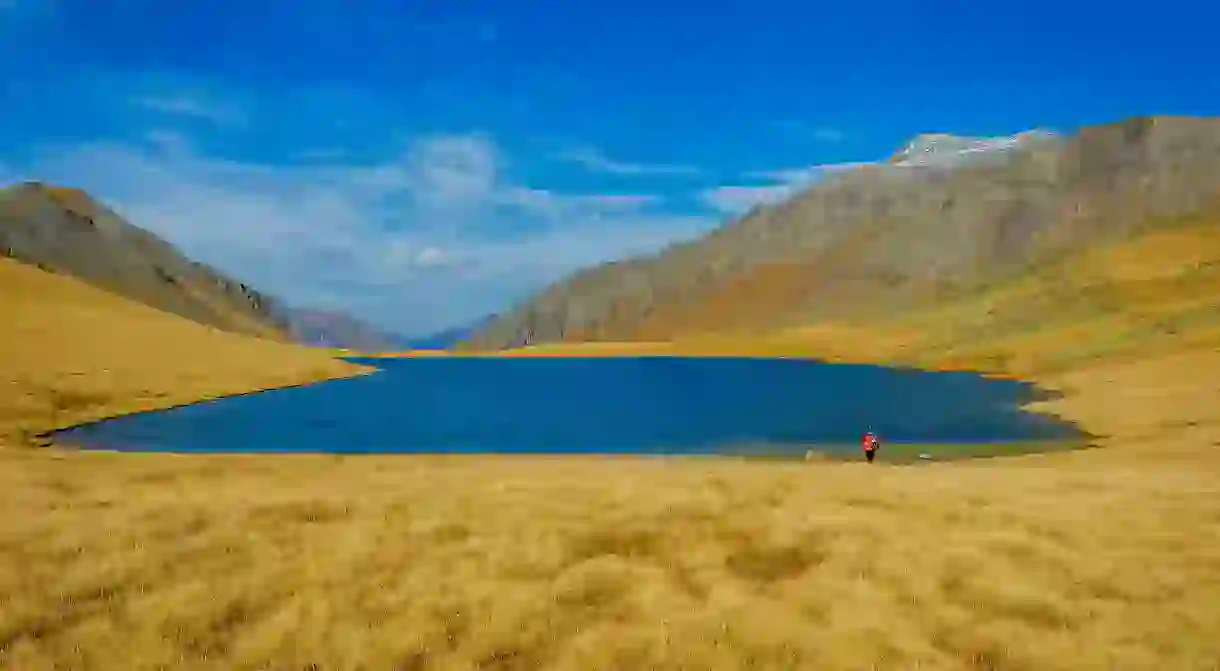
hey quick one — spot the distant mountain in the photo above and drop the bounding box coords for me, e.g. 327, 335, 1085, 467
0, 182, 292, 339
0, 181, 398, 350
281, 308, 409, 353
463, 115, 1220, 349
409, 315, 497, 350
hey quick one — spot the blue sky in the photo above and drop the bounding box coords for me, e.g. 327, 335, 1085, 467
1, 0, 1216, 336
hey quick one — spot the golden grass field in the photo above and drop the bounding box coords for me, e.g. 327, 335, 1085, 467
2, 218, 1220, 670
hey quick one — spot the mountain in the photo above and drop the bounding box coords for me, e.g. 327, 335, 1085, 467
407, 315, 498, 350
281, 307, 409, 352
463, 116, 1220, 350
0, 182, 391, 349
1, 182, 294, 339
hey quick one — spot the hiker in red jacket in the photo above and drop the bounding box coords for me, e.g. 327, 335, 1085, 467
862, 431, 881, 463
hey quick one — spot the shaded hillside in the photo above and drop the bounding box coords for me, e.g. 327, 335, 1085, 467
1, 182, 292, 339
465, 116, 1220, 349
283, 308, 409, 353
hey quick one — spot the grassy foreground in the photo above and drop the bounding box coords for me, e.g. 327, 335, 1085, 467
3, 214, 1220, 670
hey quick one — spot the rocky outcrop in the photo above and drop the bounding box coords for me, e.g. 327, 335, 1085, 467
463, 116, 1220, 349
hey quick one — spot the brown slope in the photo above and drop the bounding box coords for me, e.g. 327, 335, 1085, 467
0, 182, 291, 339
464, 115, 1220, 349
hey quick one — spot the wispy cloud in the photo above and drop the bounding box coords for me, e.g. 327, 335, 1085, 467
555, 146, 701, 176
700, 161, 872, 215
744, 162, 873, 184
13, 131, 715, 335
131, 92, 248, 127
699, 185, 793, 216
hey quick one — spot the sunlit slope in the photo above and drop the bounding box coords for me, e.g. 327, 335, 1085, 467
466, 116, 1220, 351
710, 211, 1220, 372
0, 256, 368, 445
448, 212, 1220, 370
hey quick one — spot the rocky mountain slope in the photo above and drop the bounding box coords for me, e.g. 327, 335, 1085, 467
464, 116, 1220, 349
0, 182, 404, 351
1, 182, 292, 339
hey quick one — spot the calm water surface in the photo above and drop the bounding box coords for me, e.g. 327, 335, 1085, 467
58, 357, 1081, 456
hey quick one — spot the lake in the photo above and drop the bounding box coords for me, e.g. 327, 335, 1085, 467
57, 357, 1084, 459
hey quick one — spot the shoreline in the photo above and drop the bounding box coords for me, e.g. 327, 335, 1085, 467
51, 438, 1092, 461
39, 364, 380, 450
43, 352, 1089, 461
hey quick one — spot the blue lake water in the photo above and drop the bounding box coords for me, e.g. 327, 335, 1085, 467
58, 357, 1081, 456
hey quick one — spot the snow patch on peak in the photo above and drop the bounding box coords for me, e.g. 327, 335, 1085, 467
889, 129, 1059, 167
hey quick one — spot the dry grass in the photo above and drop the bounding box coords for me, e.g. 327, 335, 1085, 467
0, 256, 370, 444
3, 217, 1220, 670
4, 447, 1219, 670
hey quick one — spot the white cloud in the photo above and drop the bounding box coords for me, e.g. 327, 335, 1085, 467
745, 162, 872, 185
12, 132, 715, 335
700, 161, 872, 215
131, 92, 248, 127
554, 146, 701, 176
403, 134, 499, 209
699, 185, 793, 216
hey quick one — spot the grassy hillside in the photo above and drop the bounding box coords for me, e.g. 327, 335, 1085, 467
0, 256, 369, 446
659, 208, 1220, 376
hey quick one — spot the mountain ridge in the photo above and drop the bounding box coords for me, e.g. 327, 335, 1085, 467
463, 115, 1220, 350
0, 181, 404, 352
1, 181, 291, 339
